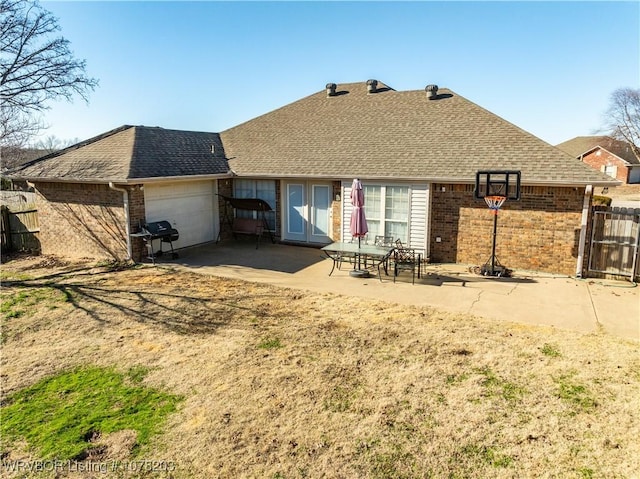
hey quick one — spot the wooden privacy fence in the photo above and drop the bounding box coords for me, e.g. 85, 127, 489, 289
588, 206, 640, 281
0, 191, 40, 253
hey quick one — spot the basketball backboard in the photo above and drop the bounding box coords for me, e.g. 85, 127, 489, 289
474, 170, 521, 200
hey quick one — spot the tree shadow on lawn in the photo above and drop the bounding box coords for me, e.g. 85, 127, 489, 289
1, 265, 283, 335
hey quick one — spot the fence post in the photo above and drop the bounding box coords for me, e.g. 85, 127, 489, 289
1, 205, 12, 252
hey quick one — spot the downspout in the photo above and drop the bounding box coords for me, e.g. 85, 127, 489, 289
576, 184, 593, 278
424, 183, 432, 262
109, 182, 132, 260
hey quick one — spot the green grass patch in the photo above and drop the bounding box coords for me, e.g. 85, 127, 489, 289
457, 443, 514, 469
554, 373, 598, 414
577, 467, 595, 478
371, 448, 417, 479
0, 366, 181, 460
540, 343, 562, 357
258, 337, 282, 350
1, 287, 70, 320
355, 437, 422, 479
476, 367, 527, 402
0, 270, 33, 281
446, 372, 470, 384
324, 385, 360, 413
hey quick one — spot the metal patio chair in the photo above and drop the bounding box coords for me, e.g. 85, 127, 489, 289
373, 235, 395, 274
393, 247, 417, 284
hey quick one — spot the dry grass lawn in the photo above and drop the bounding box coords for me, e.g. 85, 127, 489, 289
1, 255, 639, 478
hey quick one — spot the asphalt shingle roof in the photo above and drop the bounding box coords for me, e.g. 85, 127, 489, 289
221, 81, 616, 185
556, 136, 640, 165
10, 126, 229, 182
9, 81, 619, 187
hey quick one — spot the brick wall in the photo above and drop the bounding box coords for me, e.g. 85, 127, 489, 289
582, 149, 630, 183
429, 184, 588, 276
128, 186, 146, 261
216, 179, 234, 241
35, 182, 131, 261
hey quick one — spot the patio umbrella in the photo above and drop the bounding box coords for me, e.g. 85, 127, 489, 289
349, 178, 369, 276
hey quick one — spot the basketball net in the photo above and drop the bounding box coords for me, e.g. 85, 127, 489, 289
484, 195, 507, 215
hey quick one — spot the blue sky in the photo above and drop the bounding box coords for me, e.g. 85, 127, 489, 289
38, 1, 639, 146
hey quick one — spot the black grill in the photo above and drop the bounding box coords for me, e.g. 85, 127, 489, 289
140, 220, 179, 263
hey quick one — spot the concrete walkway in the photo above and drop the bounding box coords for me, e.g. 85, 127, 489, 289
159, 240, 639, 342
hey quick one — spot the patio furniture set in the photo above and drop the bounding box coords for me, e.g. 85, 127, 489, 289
321, 236, 423, 284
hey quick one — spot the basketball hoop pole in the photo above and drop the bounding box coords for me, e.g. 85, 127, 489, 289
484, 195, 507, 276
490, 206, 499, 276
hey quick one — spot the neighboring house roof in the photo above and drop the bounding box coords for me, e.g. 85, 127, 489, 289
0, 147, 48, 173
556, 136, 640, 166
220, 81, 616, 186
9, 125, 229, 183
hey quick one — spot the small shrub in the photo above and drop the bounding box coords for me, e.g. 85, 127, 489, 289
592, 195, 612, 206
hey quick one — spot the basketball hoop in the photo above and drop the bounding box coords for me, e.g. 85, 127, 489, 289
484, 195, 507, 215
474, 170, 520, 277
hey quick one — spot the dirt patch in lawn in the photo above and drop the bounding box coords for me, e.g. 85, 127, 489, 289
1, 255, 639, 478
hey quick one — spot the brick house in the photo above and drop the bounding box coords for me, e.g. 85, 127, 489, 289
556, 136, 640, 184
10, 80, 618, 276
10, 126, 229, 261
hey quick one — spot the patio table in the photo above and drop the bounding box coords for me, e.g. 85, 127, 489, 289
321, 242, 394, 278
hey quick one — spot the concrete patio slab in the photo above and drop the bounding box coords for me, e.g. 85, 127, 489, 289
156, 240, 639, 342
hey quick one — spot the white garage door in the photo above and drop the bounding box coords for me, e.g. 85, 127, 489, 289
144, 181, 217, 249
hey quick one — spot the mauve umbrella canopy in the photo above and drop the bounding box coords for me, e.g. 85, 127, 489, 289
349, 178, 368, 244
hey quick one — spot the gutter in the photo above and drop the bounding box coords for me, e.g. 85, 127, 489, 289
108, 182, 132, 261
224, 172, 620, 187
8, 172, 232, 185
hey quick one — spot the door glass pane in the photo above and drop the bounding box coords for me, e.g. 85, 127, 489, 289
288, 184, 305, 234
255, 180, 276, 230
233, 179, 276, 229
233, 180, 254, 220
312, 185, 330, 236
234, 179, 253, 199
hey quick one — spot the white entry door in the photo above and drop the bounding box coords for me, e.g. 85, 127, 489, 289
283, 181, 332, 243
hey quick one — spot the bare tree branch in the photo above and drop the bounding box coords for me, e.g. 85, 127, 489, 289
0, 0, 98, 145
602, 87, 640, 162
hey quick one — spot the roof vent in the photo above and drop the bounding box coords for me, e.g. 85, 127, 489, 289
326, 83, 337, 97
367, 79, 378, 94
425, 84, 438, 100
